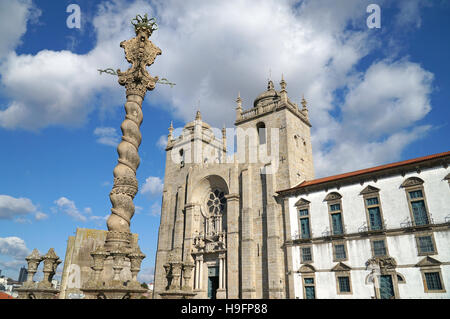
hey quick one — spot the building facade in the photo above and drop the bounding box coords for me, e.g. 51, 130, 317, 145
154, 78, 314, 299
280, 153, 450, 299
153, 78, 450, 299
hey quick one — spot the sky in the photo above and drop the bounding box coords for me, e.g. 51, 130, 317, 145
0, 0, 449, 283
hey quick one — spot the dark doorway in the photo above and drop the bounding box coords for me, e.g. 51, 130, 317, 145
208, 266, 219, 299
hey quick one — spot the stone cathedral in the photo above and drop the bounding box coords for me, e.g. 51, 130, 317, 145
154, 77, 314, 299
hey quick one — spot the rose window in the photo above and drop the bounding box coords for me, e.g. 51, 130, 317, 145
207, 189, 226, 215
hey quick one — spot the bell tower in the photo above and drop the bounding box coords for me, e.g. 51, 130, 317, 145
235, 76, 314, 190
233, 76, 314, 298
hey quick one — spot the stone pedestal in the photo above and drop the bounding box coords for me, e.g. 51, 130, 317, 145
59, 228, 145, 299
159, 290, 197, 299
17, 248, 61, 299
216, 288, 227, 299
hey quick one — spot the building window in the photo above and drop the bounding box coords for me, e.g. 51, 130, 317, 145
301, 246, 313, 263
303, 277, 316, 299
416, 234, 437, 256
401, 177, 431, 226
330, 207, 344, 235
324, 192, 345, 236
371, 239, 387, 257
256, 122, 266, 145
299, 209, 311, 239
396, 273, 406, 284
425, 272, 443, 291
337, 276, 351, 294
408, 190, 429, 226
365, 197, 383, 230
295, 198, 311, 240
333, 243, 347, 261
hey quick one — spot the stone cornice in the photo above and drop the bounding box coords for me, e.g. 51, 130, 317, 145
235, 100, 311, 127
285, 222, 450, 246
278, 154, 450, 197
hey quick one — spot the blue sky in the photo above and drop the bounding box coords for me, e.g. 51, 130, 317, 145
0, 0, 449, 283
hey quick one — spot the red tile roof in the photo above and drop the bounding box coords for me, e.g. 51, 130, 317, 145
278, 151, 450, 193
0, 292, 14, 299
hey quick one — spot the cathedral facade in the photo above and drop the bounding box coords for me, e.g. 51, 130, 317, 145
153, 78, 450, 299
154, 78, 314, 299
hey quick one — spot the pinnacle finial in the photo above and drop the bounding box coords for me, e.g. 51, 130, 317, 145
131, 14, 158, 36
236, 91, 242, 104
301, 95, 307, 108
267, 80, 274, 91
195, 110, 202, 120
280, 74, 286, 91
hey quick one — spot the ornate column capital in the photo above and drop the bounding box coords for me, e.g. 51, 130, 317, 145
117, 14, 161, 98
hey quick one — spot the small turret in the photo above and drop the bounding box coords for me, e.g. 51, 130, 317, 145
236, 92, 242, 121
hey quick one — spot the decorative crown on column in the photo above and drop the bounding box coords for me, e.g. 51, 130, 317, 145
116, 14, 162, 98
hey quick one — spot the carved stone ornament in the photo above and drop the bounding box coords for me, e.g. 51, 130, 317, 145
366, 256, 397, 271
415, 256, 441, 268
400, 176, 424, 188
294, 198, 310, 207
331, 262, 351, 272
359, 185, 380, 195
117, 17, 161, 98
105, 15, 161, 248
324, 192, 342, 202
298, 264, 316, 273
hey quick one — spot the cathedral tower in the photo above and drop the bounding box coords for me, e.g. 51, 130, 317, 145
153, 77, 314, 299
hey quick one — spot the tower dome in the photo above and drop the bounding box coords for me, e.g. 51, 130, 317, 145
253, 80, 279, 107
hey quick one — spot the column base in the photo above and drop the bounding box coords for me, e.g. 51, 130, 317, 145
216, 288, 227, 299
159, 289, 197, 299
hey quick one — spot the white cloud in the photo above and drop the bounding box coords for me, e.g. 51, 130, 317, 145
14, 217, 32, 224
0, 0, 436, 178
0, 194, 45, 221
394, 0, 430, 29
94, 127, 120, 146
34, 212, 48, 220
156, 134, 168, 150
0, 0, 40, 59
141, 176, 164, 197
137, 266, 154, 283
53, 197, 107, 223
53, 197, 87, 222
0, 237, 29, 259
149, 202, 161, 217
0, 0, 154, 130
314, 59, 434, 177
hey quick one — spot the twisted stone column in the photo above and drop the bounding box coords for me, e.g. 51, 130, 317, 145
105, 16, 161, 249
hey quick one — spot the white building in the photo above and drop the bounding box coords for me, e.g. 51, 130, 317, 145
279, 151, 450, 299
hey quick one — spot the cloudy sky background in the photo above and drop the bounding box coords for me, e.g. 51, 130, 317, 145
0, 0, 449, 283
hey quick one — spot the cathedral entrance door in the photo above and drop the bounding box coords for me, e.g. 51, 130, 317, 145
207, 266, 219, 299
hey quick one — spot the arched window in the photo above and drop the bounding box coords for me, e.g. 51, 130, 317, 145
256, 122, 266, 144
179, 149, 185, 167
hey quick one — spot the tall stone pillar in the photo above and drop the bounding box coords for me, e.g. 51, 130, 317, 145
183, 203, 196, 263
264, 166, 285, 298
225, 165, 240, 298
241, 166, 256, 298
154, 188, 173, 297
281, 196, 295, 298
172, 185, 186, 258
81, 14, 161, 299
